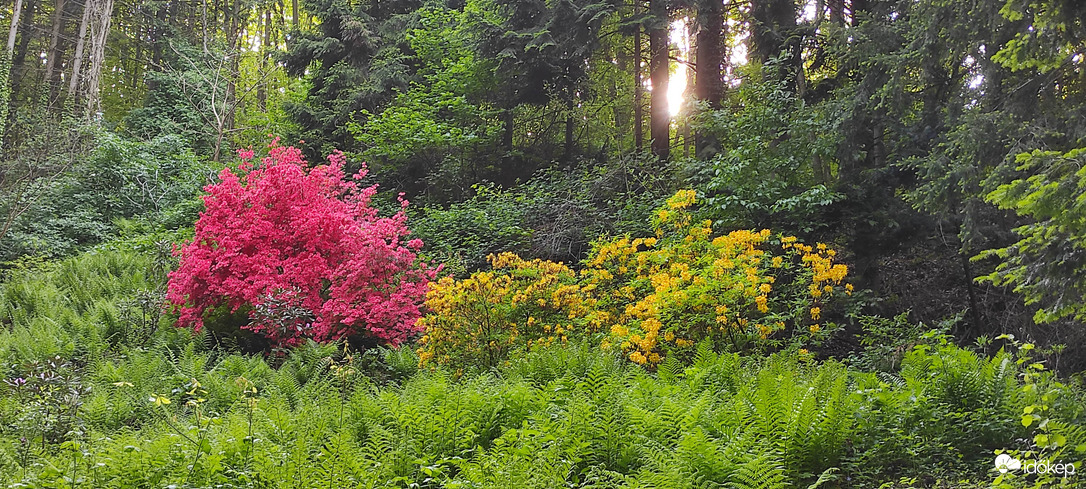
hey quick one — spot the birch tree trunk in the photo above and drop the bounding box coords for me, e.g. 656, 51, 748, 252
68, 0, 91, 98
83, 0, 115, 116
6, 0, 24, 54
1, 0, 24, 144
11, 0, 36, 88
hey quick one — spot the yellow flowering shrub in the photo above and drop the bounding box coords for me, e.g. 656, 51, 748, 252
416, 252, 596, 369
582, 190, 851, 365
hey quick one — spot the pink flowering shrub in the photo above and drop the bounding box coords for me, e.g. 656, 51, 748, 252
166, 140, 437, 347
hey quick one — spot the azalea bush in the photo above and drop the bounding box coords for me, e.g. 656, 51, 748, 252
582, 190, 853, 365
416, 252, 597, 370
166, 140, 436, 347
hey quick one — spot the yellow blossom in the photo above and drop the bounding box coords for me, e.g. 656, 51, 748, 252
755, 295, 768, 313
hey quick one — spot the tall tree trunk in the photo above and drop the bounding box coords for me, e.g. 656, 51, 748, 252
7, 0, 24, 54
829, 0, 844, 24
960, 251, 984, 336
564, 98, 574, 163
83, 0, 115, 116
68, 0, 91, 99
202, 0, 208, 53
694, 0, 723, 109
224, 0, 241, 133
750, 0, 798, 89
150, 1, 167, 66
292, 0, 299, 30
44, 0, 66, 106
502, 107, 514, 153
633, 0, 643, 151
648, 0, 669, 160
695, 0, 724, 158
12, 0, 37, 87
258, 4, 271, 111
614, 38, 627, 141
1, 0, 23, 143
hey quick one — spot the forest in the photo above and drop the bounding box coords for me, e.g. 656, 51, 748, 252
0, 0, 1084, 487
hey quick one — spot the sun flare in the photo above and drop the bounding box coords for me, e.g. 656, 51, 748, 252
667, 19, 690, 117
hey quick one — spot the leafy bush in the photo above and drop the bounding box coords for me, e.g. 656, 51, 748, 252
416, 253, 596, 370
846, 312, 959, 372
687, 73, 841, 233
166, 140, 436, 347
410, 153, 675, 275
411, 184, 532, 276
989, 334, 1086, 489
583, 190, 853, 365
515, 155, 678, 264
1, 130, 213, 262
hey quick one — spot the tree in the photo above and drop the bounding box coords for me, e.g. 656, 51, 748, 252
648, 0, 669, 159
980, 148, 1086, 324
280, 0, 425, 158
694, 0, 724, 157
749, 0, 799, 90
81, 0, 115, 116
473, 0, 617, 162
694, 0, 723, 109
42, 0, 67, 107
0, 118, 94, 252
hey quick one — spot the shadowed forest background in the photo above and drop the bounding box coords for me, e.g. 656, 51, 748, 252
1, 0, 1085, 487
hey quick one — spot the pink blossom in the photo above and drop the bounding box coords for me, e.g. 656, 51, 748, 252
167, 139, 436, 347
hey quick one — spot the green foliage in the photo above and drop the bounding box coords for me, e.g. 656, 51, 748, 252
412, 184, 532, 275
0, 250, 187, 370
348, 5, 498, 195
281, 0, 427, 158
514, 155, 677, 263
993, 0, 1086, 73
847, 312, 956, 372
844, 332, 1032, 486
0, 253, 1081, 488
123, 68, 213, 154
233, 47, 306, 150
978, 148, 1086, 323
991, 336, 1086, 488
410, 152, 674, 274
2, 130, 213, 261
688, 74, 842, 233
5, 336, 1059, 488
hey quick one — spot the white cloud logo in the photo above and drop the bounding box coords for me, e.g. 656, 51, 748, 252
996, 454, 1022, 473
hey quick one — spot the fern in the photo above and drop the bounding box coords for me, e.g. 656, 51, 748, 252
729, 453, 787, 489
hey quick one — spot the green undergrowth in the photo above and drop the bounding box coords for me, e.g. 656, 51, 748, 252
0, 250, 1083, 488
